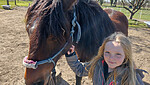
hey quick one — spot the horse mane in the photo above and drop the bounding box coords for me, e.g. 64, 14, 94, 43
74, 0, 115, 61
25, 0, 115, 61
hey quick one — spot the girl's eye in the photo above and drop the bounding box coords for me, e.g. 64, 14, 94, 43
116, 53, 122, 58
104, 51, 110, 57
105, 51, 110, 54
116, 53, 121, 55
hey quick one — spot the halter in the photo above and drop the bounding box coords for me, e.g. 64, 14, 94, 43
23, 5, 81, 69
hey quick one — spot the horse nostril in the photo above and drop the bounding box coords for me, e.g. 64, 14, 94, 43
33, 80, 44, 85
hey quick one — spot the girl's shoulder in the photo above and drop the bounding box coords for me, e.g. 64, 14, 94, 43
136, 69, 148, 79
94, 58, 104, 71
136, 69, 148, 85
97, 57, 104, 66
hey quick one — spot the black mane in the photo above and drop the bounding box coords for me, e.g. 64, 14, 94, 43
73, 0, 115, 61
26, 0, 115, 61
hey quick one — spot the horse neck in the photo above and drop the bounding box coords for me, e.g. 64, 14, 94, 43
73, 1, 115, 62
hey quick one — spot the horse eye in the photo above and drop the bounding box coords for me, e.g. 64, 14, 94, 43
47, 35, 57, 42
51, 37, 56, 41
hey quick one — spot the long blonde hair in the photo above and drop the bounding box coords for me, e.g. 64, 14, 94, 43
88, 32, 137, 85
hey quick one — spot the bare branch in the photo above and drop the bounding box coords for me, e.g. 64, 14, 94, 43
127, 0, 134, 6
133, 0, 145, 14
121, 0, 146, 19
121, 0, 126, 7
124, 6, 132, 13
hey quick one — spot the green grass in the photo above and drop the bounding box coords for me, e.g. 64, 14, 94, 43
0, 0, 32, 9
128, 19, 148, 28
101, 3, 150, 28
102, 5, 150, 21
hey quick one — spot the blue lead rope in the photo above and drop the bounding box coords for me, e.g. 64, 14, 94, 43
71, 5, 81, 43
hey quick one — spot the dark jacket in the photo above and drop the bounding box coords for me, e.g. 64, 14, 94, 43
66, 54, 146, 85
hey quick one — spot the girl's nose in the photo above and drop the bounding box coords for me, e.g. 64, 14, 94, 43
109, 54, 115, 59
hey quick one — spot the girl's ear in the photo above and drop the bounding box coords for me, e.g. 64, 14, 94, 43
62, 0, 77, 11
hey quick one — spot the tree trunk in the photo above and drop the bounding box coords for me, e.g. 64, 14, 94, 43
7, 0, 9, 5
114, 0, 117, 7
110, 0, 113, 6
15, 0, 17, 5
129, 12, 135, 19
100, 0, 104, 5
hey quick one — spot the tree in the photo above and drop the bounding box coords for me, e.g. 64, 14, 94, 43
114, 0, 118, 7
121, 0, 147, 19
110, 0, 114, 6
98, 0, 104, 5
15, 0, 17, 5
141, 0, 149, 9
7, 0, 9, 5
110, 0, 118, 7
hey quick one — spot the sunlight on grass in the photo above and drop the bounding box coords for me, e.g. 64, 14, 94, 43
128, 19, 148, 28
0, 0, 32, 9
102, 4, 150, 21
16, 1, 32, 6
101, 4, 150, 28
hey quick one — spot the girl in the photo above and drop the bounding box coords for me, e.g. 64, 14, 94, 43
65, 32, 146, 85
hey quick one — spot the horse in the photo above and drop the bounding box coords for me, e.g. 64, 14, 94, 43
104, 8, 128, 36
23, 0, 128, 85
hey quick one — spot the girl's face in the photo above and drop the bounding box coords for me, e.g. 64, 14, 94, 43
104, 41, 125, 69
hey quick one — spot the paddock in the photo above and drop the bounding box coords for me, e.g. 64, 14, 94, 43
0, 7, 149, 85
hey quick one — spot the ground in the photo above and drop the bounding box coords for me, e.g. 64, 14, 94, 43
0, 7, 149, 85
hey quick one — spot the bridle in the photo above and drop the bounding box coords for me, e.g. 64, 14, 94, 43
23, 5, 81, 69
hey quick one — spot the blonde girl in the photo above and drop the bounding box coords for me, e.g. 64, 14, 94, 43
66, 32, 145, 85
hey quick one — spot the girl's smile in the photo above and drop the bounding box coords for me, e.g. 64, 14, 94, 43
108, 61, 116, 64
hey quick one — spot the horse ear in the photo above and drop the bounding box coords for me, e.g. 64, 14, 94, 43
62, 0, 77, 11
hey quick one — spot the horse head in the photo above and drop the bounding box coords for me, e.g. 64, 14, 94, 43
24, 0, 77, 84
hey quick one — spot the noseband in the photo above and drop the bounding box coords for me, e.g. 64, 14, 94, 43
23, 5, 81, 69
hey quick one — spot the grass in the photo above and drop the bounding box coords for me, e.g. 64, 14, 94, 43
101, 3, 150, 28
0, 0, 32, 9
128, 19, 148, 28
102, 4, 150, 21
0, 0, 149, 28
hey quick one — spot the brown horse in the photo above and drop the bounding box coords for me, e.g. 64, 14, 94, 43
104, 8, 128, 36
23, 0, 128, 85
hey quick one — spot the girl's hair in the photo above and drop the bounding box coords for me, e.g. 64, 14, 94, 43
88, 32, 137, 85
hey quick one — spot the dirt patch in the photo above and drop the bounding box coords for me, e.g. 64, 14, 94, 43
0, 7, 149, 85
